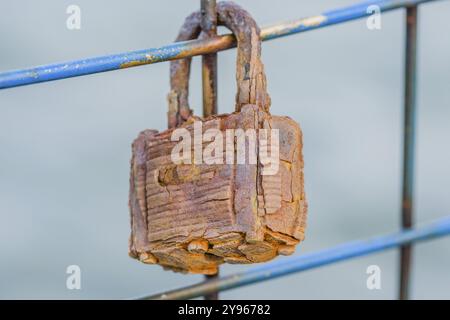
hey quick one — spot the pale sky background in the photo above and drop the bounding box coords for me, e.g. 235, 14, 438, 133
0, 0, 449, 299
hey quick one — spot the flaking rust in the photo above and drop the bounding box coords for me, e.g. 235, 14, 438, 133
128, 1, 307, 274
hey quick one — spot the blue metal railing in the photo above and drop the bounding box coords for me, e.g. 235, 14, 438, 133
139, 217, 450, 300
0, 0, 436, 89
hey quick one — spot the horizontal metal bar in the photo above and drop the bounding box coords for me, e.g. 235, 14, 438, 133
137, 216, 450, 300
0, 0, 439, 90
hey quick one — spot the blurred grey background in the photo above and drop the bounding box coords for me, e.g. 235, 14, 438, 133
0, 0, 449, 299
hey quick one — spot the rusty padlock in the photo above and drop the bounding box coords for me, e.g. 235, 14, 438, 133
129, 1, 307, 275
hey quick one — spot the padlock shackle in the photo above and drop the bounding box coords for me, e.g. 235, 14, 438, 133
168, 1, 270, 128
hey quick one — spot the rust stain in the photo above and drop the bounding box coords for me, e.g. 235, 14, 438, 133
145, 54, 156, 61
261, 15, 327, 38
300, 15, 327, 27
120, 60, 145, 68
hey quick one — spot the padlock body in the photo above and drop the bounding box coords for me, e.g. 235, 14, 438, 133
129, 105, 307, 274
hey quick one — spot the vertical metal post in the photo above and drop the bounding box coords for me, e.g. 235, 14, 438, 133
201, 0, 219, 301
399, 5, 418, 301
201, 0, 218, 118
204, 272, 219, 300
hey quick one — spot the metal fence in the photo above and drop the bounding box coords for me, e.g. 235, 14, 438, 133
1, 0, 449, 300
